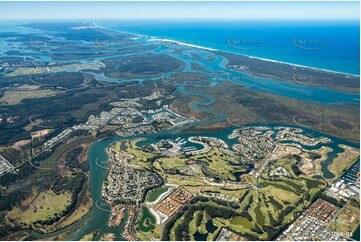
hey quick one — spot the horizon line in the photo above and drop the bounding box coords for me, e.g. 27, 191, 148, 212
1, 18, 360, 21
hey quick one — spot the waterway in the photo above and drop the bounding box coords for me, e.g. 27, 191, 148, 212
353, 226, 360, 241
1, 21, 360, 106
5, 21, 358, 240
24, 121, 358, 240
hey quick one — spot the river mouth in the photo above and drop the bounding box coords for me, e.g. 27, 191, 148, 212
7, 20, 358, 241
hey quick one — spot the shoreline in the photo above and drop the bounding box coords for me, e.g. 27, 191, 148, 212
93, 22, 359, 77
157, 38, 217, 51
227, 52, 360, 77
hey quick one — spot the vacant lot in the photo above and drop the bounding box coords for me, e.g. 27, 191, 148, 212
0, 89, 60, 105
7, 189, 71, 224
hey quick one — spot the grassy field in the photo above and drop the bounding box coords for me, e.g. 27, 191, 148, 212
0, 89, 61, 105
47, 189, 93, 232
333, 198, 360, 236
188, 211, 203, 239
147, 187, 169, 202
80, 232, 96, 241
8, 189, 71, 224
157, 156, 186, 169
156, 147, 239, 181
202, 148, 236, 180
231, 216, 253, 229
6, 67, 44, 76
121, 140, 156, 169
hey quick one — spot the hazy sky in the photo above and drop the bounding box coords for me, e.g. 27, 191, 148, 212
0, 1, 359, 20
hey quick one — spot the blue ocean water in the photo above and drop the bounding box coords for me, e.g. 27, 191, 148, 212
99, 19, 360, 75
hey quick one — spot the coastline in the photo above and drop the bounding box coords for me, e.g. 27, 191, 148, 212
157, 38, 217, 51
93, 22, 359, 77
93, 22, 147, 39
231, 52, 360, 77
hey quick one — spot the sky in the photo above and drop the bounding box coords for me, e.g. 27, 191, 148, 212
0, 1, 359, 20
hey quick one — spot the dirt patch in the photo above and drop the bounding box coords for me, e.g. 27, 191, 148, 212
77, 143, 90, 164
11, 139, 31, 150
31, 129, 52, 138
299, 147, 333, 176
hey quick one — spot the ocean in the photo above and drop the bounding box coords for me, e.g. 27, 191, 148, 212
98, 19, 360, 75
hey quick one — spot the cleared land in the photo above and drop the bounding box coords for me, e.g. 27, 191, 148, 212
7, 190, 71, 225
0, 89, 61, 105
327, 144, 360, 181
332, 198, 360, 236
